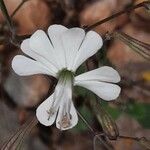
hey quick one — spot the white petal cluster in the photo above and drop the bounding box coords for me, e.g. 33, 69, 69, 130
12, 25, 121, 130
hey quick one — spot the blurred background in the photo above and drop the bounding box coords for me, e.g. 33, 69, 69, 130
0, 0, 150, 149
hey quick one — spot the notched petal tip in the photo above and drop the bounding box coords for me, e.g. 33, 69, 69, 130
31, 29, 45, 38
87, 30, 103, 48
12, 55, 52, 76
20, 39, 30, 53
101, 66, 121, 83
36, 95, 58, 126
106, 85, 121, 101
48, 24, 68, 33
56, 102, 78, 130
72, 30, 103, 71
75, 80, 121, 101
36, 108, 55, 127
11, 55, 25, 75
29, 28, 60, 70
29, 29, 49, 48
61, 27, 86, 70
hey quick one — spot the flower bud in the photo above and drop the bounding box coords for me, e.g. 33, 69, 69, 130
91, 99, 119, 140
113, 31, 150, 61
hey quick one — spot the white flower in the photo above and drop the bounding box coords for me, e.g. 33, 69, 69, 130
12, 24, 121, 130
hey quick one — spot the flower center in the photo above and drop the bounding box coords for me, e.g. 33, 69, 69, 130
58, 69, 74, 80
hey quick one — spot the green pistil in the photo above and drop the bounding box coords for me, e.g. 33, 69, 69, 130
58, 69, 74, 83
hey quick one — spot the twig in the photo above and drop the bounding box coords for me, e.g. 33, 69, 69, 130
84, 1, 150, 31
118, 135, 138, 141
0, 0, 30, 46
93, 134, 114, 150
0, 0, 15, 35
77, 110, 96, 134
11, 0, 29, 18
77, 111, 114, 150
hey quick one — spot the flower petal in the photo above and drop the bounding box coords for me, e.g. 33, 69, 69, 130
21, 38, 58, 75
61, 28, 85, 70
48, 25, 68, 68
55, 75, 78, 130
12, 55, 56, 76
29, 30, 59, 69
69, 101, 78, 127
75, 80, 121, 101
75, 66, 121, 83
72, 31, 103, 71
36, 94, 58, 126
21, 38, 40, 61
21, 39, 31, 55
56, 98, 78, 130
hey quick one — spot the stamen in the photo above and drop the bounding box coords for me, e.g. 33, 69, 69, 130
46, 109, 55, 120
58, 113, 72, 129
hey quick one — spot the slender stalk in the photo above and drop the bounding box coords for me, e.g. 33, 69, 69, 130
0, 0, 14, 35
10, 0, 31, 42
84, 1, 150, 31
118, 135, 138, 141
77, 111, 113, 150
113, 31, 150, 60
77, 110, 95, 134
0, 0, 30, 46
93, 134, 114, 150
1, 116, 38, 150
118, 135, 150, 149
11, 0, 29, 18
